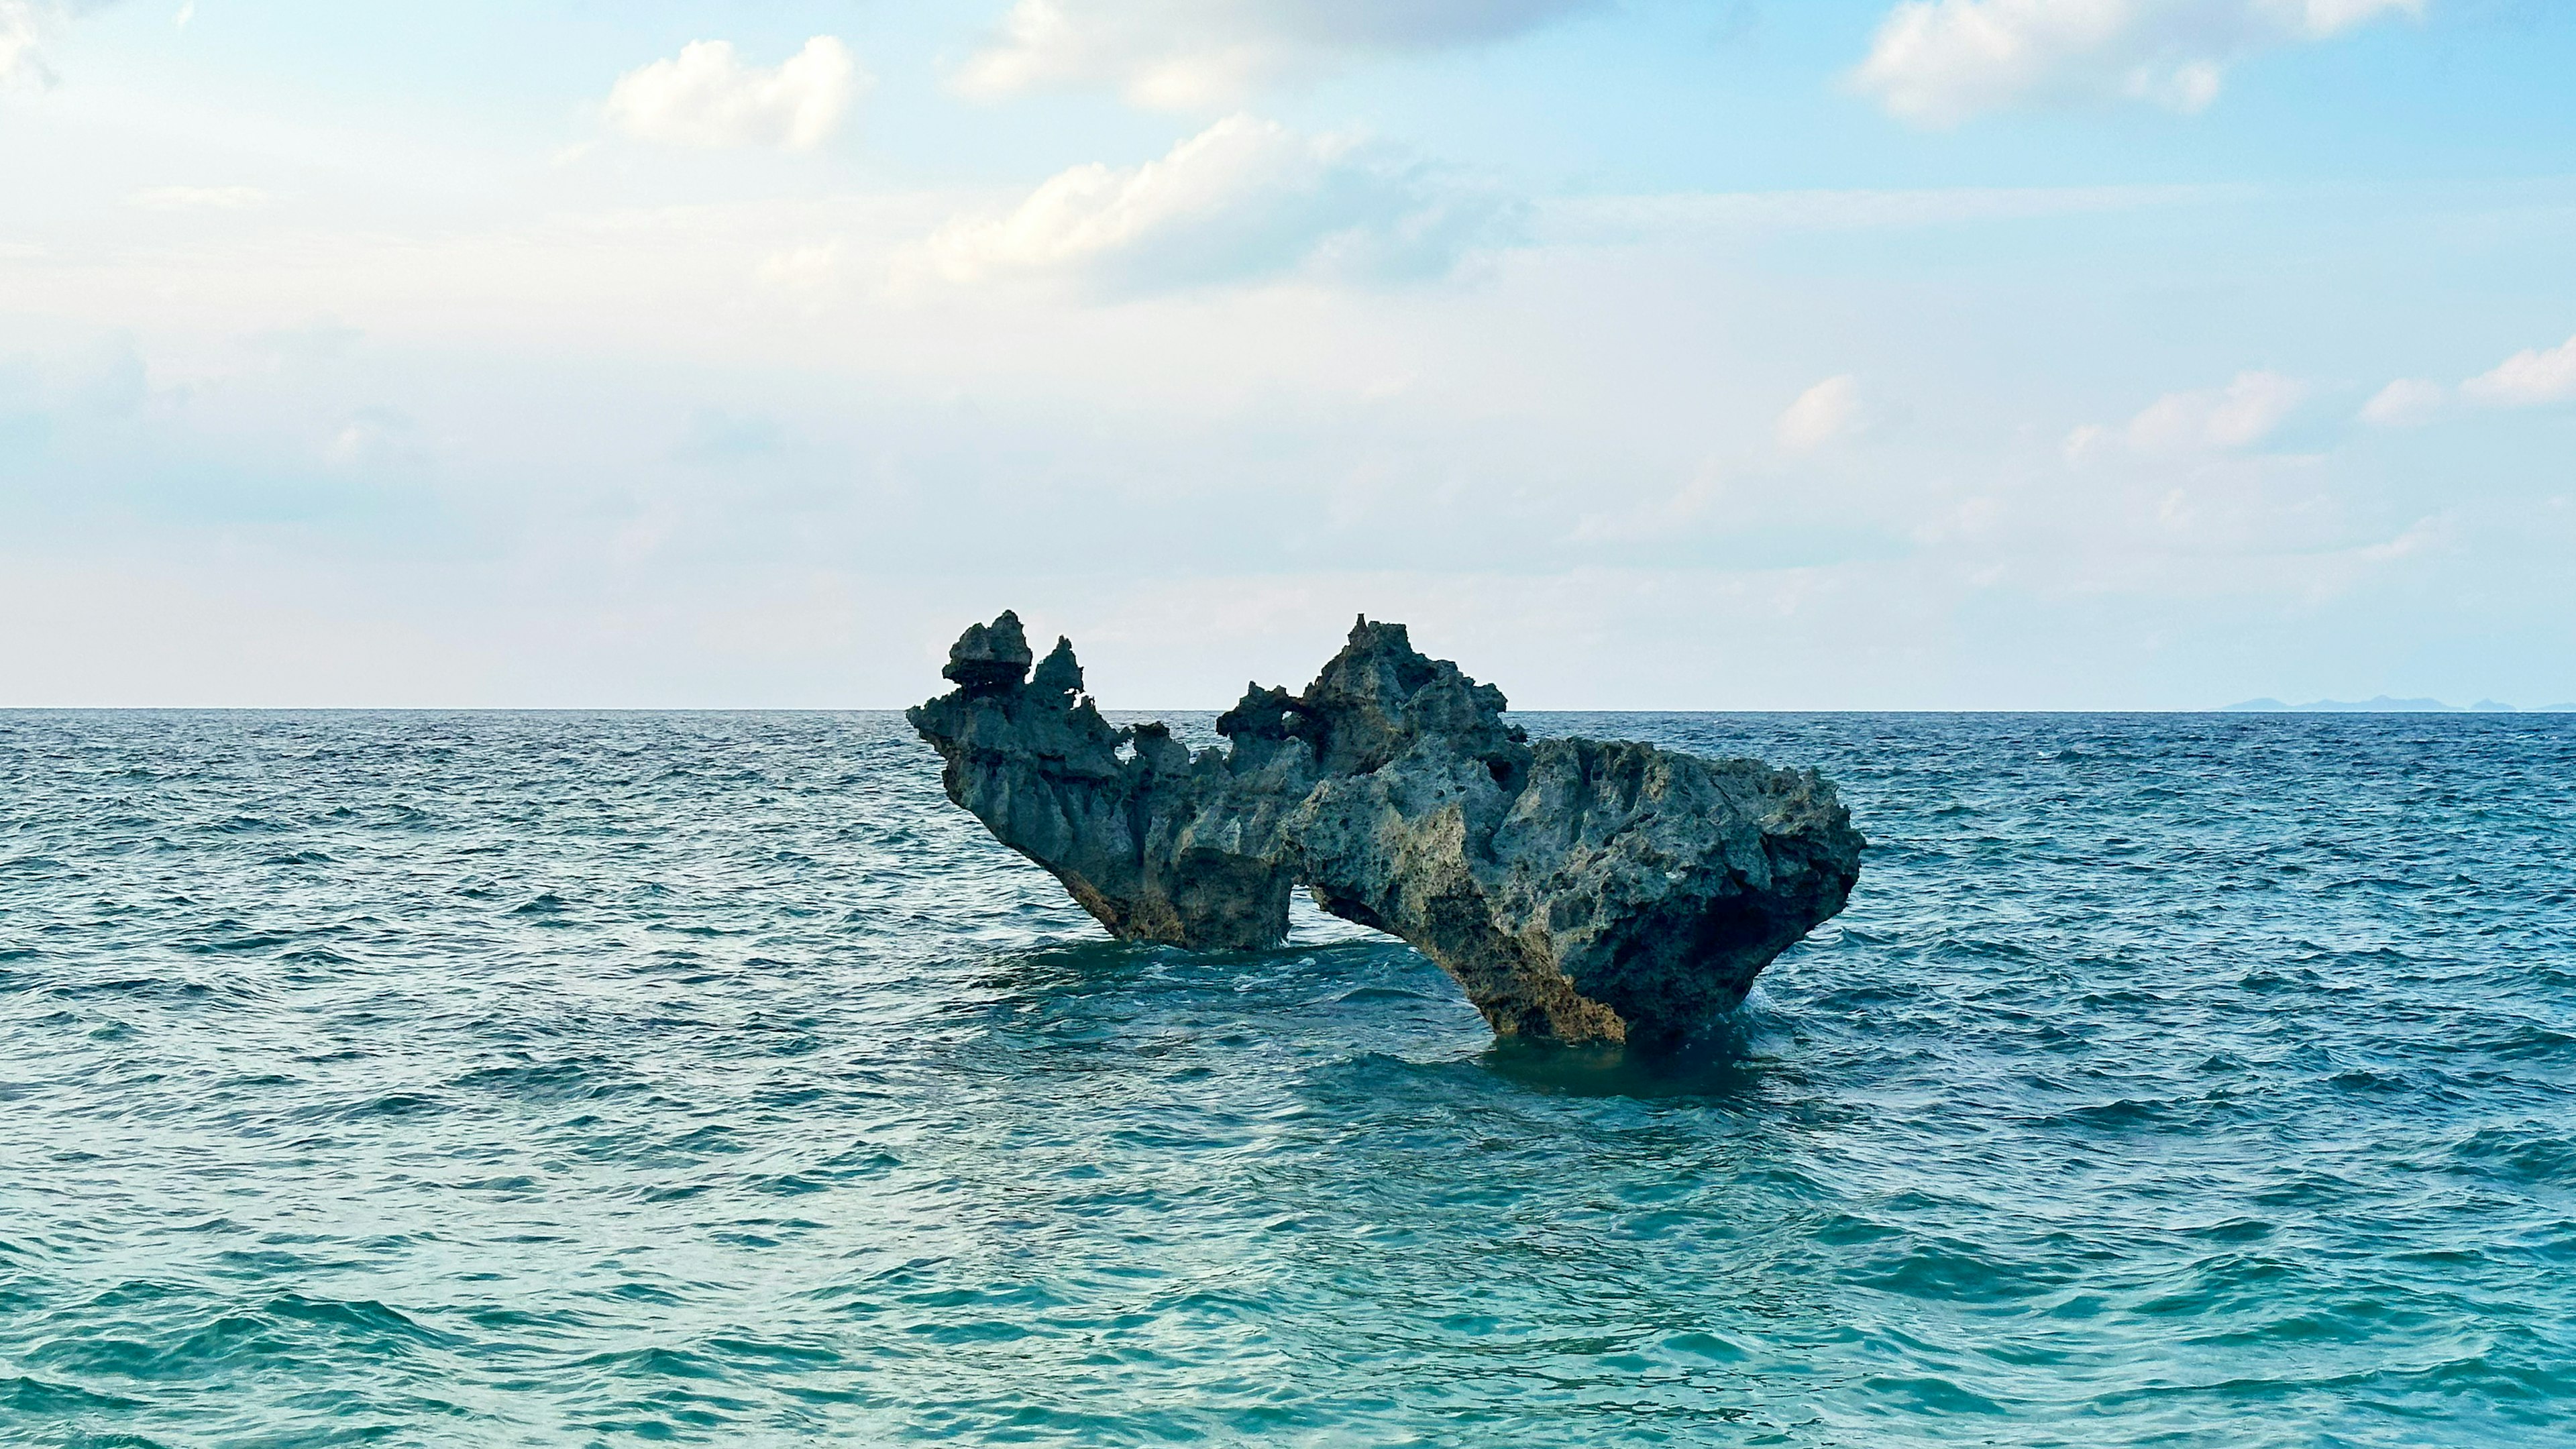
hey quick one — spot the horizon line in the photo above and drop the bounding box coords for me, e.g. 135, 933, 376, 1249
5, 705, 2573, 716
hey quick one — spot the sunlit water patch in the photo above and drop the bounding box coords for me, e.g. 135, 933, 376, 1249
2, 710, 2571, 1446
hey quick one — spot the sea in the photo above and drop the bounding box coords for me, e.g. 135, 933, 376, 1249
1, 710, 2570, 1448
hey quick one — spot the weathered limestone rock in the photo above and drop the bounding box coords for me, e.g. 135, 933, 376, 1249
906, 616, 1306, 949
908, 612, 1864, 1046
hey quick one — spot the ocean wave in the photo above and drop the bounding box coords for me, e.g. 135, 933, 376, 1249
3, 709, 2571, 1446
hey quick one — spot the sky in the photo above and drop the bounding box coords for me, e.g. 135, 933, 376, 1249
1, 0, 2571, 709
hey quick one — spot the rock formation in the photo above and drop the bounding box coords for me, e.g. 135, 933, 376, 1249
908, 612, 1865, 1046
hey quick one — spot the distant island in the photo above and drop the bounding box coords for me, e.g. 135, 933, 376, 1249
2224, 697, 2576, 713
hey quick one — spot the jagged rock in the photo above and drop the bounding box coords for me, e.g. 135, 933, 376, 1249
908, 612, 1864, 1046
907, 614, 1304, 949
942, 612, 1034, 694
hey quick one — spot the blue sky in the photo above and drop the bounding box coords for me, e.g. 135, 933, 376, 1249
2, 0, 2571, 707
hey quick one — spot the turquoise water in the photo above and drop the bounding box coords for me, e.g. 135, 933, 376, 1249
2, 710, 2571, 1448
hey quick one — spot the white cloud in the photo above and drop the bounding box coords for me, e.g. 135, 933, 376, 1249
1852, 0, 2424, 125
910, 115, 1514, 294
758, 242, 847, 294
2460, 332, 2576, 409
1549, 182, 2239, 241
5, 180, 2563, 710
2093, 370, 2307, 453
2351, 512, 2449, 564
3, 0, 136, 87
3, 0, 62, 87
127, 185, 272, 211
1572, 466, 1726, 543
1776, 375, 1866, 452
956, 0, 1598, 109
603, 37, 865, 152
2359, 376, 2446, 427
324, 407, 423, 472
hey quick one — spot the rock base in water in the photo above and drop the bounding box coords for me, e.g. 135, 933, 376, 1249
908, 612, 1864, 1046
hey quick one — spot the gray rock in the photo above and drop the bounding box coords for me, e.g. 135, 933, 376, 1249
908, 612, 1864, 1046
941, 611, 1034, 694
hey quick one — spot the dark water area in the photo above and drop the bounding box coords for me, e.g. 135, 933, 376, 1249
1, 709, 2571, 1447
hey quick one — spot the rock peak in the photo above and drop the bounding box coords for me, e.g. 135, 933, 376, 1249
1030, 636, 1083, 706
941, 610, 1033, 695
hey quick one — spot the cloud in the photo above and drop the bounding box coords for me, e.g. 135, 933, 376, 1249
956, 0, 1599, 109
2350, 512, 2449, 565
127, 185, 273, 211
1548, 182, 2239, 241
2072, 370, 2307, 455
0, 5, 37, 85
1572, 466, 1726, 543
1776, 375, 1866, 453
2356, 335, 2576, 424
1851, 0, 2424, 125
758, 241, 849, 296
3, 0, 136, 88
2460, 331, 2576, 409
2359, 376, 2446, 427
2, 0, 64, 87
323, 407, 426, 474
910, 115, 1515, 294
603, 36, 865, 151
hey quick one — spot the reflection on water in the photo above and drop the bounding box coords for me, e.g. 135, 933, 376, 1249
1479, 1020, 1777, 1100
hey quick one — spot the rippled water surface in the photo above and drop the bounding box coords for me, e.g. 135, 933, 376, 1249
3, 710, 2572, 1448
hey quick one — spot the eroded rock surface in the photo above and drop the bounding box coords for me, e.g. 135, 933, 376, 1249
908, 612, 1864, 1045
